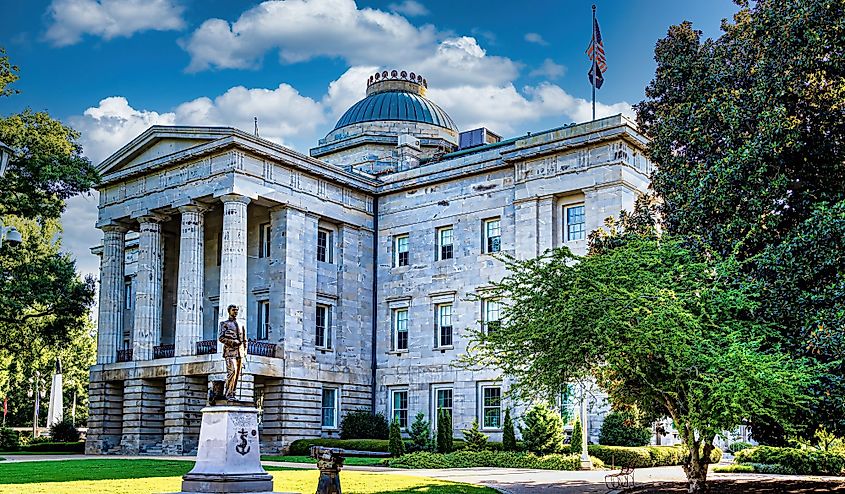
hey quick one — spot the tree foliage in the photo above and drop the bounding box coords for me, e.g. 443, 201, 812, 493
569, 419, 583, 455
502, 408, 517, 451
462, 419, 489, 451
388, 419, 404, 457
599, 408, 652, 447
339, 410, 389, 439
408, 412, 433, 452
519, 403, 564, 454
634, 0, 845, 439
436, 408, 453, 453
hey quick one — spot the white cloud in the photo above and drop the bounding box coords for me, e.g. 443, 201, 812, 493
323, 66, 377, 119
388, 0, 428, 16
45, 0, 185, 46
524, 32, 548, 46
429, 83, 633, 135
529, 58, 566, 79
181, 0, 438, 72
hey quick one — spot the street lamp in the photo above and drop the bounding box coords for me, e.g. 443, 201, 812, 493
0, 140, 12, 178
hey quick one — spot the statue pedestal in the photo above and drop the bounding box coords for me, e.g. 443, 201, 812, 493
170, 404, 291, 494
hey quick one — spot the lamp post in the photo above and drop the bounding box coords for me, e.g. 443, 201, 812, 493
0, 140, 12, 177
579, 383, 593, 470
0, 140, 22, 249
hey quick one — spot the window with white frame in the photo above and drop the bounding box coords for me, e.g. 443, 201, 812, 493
124, 279, 133, 310
565, 204, 586, 241
481, 386, 502, 429
483, 299, 501, 333
257, 300, 270, 340
316, 304, 332, 349
436, 226, 454, 260
317, 228, 333, 263
394, 234, 409, 267
393, 308, 409, 351
434, 387, 453, 430
259, 222, 271, 258
321, 387, 339, 429
436, 303, 453, 347
391, 389, 409, 429
483, 218, 501, 254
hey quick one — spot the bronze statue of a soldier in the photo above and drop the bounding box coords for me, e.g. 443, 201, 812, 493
218, 305, 246, 400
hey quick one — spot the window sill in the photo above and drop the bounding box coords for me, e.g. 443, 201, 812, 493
482, 428, 503, 432
321, 427, 339, 431
387, 349, 409, 355
433, 346, 454, 351
316, 347, 334, 353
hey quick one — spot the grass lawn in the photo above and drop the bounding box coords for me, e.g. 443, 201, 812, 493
0, 459, 494, 494
262, 455, 387, 466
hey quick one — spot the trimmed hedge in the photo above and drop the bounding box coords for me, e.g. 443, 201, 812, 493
734, 446, 845, 476
4, 441, 85, 453
387, 450, 605, 470
729, 441, 753, 454
588, 445, 722, 468
714, 462, 796, 475
288, 437, 523, 455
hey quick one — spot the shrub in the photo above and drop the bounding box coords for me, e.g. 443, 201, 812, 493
388, 420, 405, 457
569, 419, 583, 454
288, 438, 396, 455
502, 408, 517, 451
587, 445, 722, 468
0, 427, 20, 452
21, 441, 84, 453
520, 403, 564, 454
735, 446, 845, 475
729, 441, 753, 454
598, 409, 651, 447
436, 409, 453, 453
339, 409, 389, 440
713, 464, 755, 473
387, 450, 605, 470
408, 412, 432, 452
50, 419, 81, 443
462, 419, 489, 451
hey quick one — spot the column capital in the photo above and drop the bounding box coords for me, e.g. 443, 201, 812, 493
219, 194, 251, 205
99, 223, 129, 234
177, 203, 209, 214
136, 213, 170, 224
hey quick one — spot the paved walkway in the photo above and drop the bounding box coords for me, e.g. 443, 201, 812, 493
2, 455, 843, 494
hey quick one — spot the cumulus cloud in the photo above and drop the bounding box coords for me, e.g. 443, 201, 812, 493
524, 32, 548, 46
429, 83, 633, 135
529, 58, 566, 79
388, 0, 428, 16
45, 0, 185, 46
181, 0, 438, 72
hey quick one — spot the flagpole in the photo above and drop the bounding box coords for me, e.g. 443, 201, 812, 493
592, 4, 597, 121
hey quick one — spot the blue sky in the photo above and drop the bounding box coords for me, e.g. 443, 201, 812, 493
0, 0, 740, 278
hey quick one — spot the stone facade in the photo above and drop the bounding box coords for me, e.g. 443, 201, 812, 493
86, 80, 651, 454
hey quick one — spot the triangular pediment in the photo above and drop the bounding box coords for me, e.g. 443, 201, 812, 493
97, 126, 240, 179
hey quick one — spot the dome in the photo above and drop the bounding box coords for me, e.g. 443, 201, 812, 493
333, 90, 458, 132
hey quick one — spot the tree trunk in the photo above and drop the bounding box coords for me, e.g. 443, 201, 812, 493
683, 457, 709, 493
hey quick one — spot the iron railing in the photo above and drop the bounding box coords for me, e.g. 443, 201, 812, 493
153, 344, 175, 359
248, 339, 276, 357
116, 348, 133, 362
195, 340, 217, 355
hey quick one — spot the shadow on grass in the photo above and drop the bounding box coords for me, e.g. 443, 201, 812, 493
0, 459, 301, 485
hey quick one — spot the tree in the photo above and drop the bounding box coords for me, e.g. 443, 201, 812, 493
634, 0, 845, 439
519, 403, 564, 454
436, 408, 453, 453
502, 408, 517, 451
569, 419, 583, 455
408, 412, 433, 452
339, 410, 389, 439
464, 225, 815, 492
388, 419, 404, 457
599, 408, 651, 447
462, 419, 489, 451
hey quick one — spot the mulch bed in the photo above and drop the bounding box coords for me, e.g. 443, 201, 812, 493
624, 479, 845, 493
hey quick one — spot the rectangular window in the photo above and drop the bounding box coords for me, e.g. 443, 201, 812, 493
394, 234, 409, 267
566, 204, 586, 241
436, 226, 454, 260
391, 390, 409, 429
484, 218, 501, 254
317, 228, 333, 263
316, 304, 333, 349
259, 222, 271, 258
321, 388, 338, 429
393, 308, 409, 351
124, 279, 133, 310
257, 300, 270, 340
482, 386, 502, 429
436, 304, 453, 347
483, 299, 501, 333
434, 388, 453, 430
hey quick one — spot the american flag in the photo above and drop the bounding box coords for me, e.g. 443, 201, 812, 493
586, 17, 607, 73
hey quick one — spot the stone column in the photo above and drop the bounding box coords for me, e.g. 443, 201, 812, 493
175, 205, 206, 356
218, 194, 250, 341
96, 225, 127, 365
538, 195, 555, 253
133, 215, 165, 361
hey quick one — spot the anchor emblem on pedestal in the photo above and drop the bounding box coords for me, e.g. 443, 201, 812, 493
235, 428, 251, 456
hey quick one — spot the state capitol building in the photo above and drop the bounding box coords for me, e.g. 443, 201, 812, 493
86, 70, 652, 455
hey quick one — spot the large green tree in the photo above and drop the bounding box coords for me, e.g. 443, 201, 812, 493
635, 0, 845, 440
464, 211, 815, 492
